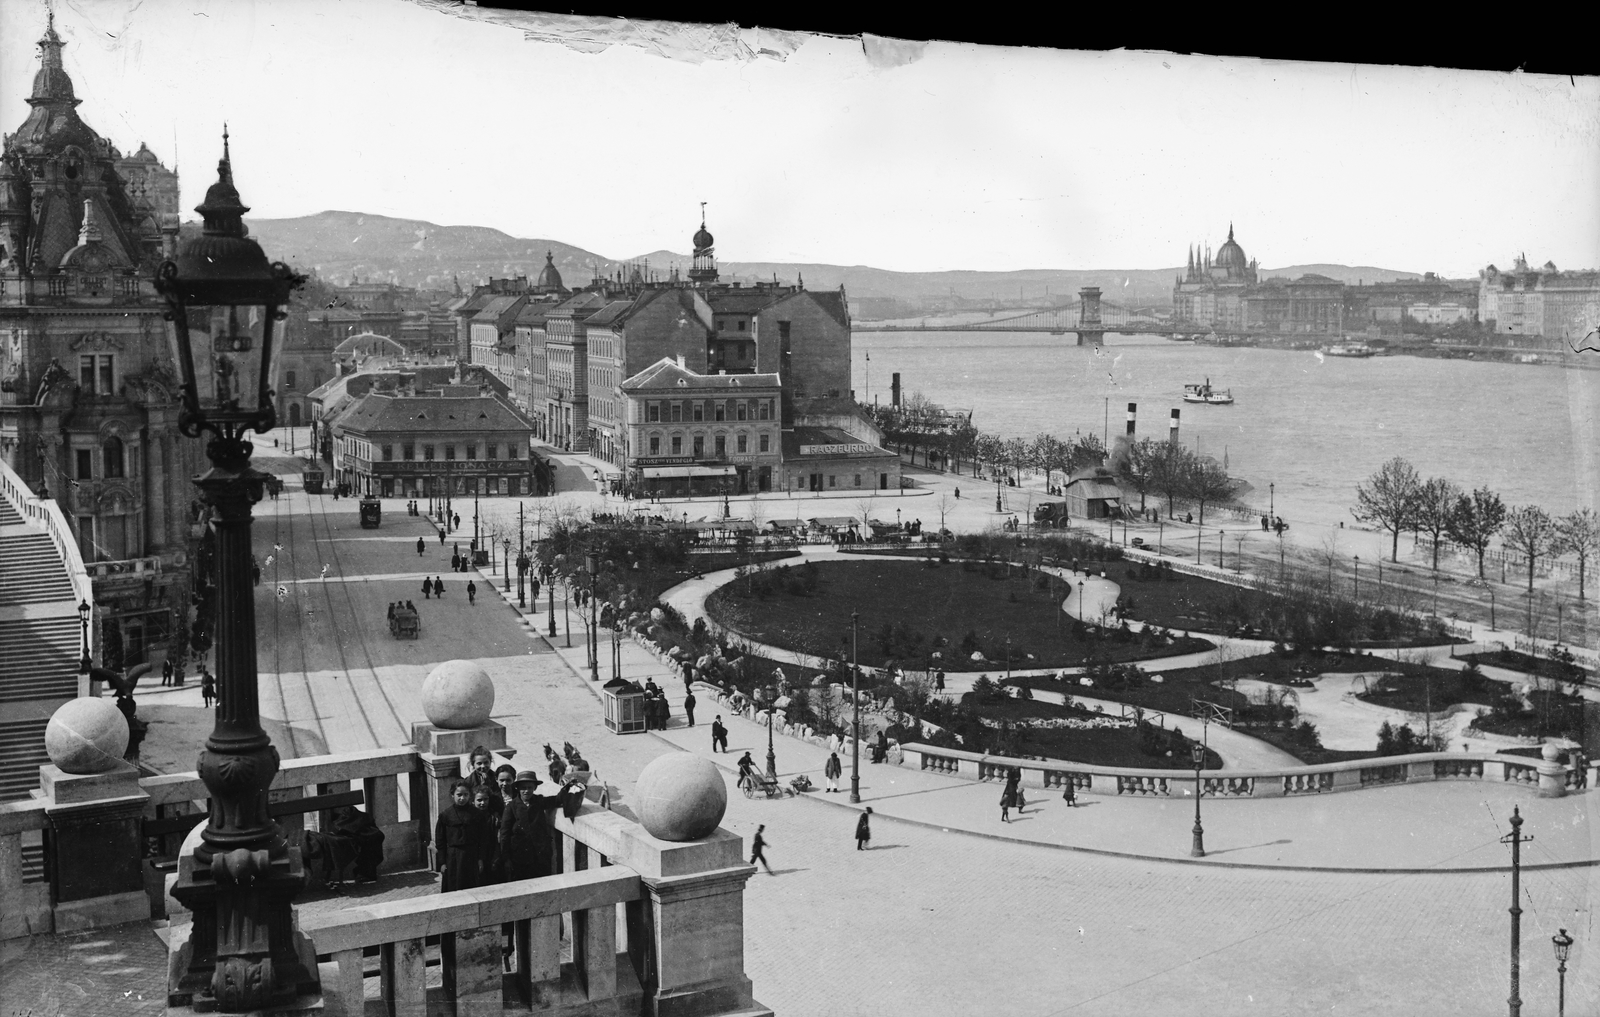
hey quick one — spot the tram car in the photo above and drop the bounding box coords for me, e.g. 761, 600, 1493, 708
302, 469, 325, 494
359, 496, 381, 529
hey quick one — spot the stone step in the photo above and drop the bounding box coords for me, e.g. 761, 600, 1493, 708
0, 717, 50, 802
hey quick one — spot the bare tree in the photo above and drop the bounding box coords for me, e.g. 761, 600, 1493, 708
1353, 457, 1420, 562
1558, 507, 1599, 601
935, 490, 956, 533
1412, 477, 1460, 571
1446, 486, 1506, 579
1502, 505, 1561, 593
1185, 458, 1234, 526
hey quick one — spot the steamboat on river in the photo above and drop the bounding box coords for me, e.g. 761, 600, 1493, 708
1182, 379, 1234, 405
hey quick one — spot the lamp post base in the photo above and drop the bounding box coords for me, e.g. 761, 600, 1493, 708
1191, 824, 1205, 858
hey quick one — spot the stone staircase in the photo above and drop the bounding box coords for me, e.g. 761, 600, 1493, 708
0, 531, 76, 606
0, 470, 82, 802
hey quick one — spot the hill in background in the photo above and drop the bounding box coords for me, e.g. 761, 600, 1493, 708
242, 210, 1430, 308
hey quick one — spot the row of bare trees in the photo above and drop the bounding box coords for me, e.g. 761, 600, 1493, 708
1352, 456, 1599, 596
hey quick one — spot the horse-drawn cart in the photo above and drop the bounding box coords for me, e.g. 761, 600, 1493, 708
389, 608, 419, 639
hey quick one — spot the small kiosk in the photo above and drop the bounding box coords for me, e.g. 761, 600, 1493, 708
600, 678, 647, 734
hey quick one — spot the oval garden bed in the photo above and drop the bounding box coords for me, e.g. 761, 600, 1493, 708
704, 558, 1213, 671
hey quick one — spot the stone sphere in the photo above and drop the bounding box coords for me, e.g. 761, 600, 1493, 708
420, 660, 495, 729
634, 753, 727, 842
45, 697, 129, 774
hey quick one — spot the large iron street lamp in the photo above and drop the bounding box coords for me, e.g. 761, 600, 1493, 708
155, 132, 317, 1012
1268, 481, 1274, 519
503, 538, 511, 592
850, 611, 862, 803
1353, 556, 1360, 599
586, 554, 600, 682
1190, 738, 1206, 857
1552, 927, 1573, 1017
764, 694, 778, 781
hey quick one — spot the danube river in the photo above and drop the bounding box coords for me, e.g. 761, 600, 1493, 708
852, 330, 1600, 536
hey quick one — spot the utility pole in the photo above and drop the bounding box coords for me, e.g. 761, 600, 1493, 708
1502, 806, 1531, 1017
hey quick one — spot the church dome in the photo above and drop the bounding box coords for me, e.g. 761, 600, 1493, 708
1214, 224, 1248, 277
536, 251, 563, 291
693, 224, 714, 252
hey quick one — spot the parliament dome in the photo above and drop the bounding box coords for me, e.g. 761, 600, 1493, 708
1214, 224, 1248, 276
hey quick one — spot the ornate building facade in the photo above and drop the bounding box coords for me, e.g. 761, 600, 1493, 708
1171, 225, 1259, 330
1480, 255, 1600, 341
0, 15, 204, 666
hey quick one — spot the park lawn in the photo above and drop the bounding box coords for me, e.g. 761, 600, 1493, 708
705, 558, 1211, 671
1353, 670, 1502, 713
1478, 648, 1596, 682
956, 695, 1223, 770
1103, 562, 1255, 636
1231, 727, 1375, 766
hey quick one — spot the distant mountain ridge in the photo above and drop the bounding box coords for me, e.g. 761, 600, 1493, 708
241, 210, 1433, 305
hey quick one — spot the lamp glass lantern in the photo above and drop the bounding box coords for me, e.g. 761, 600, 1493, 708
155, 134, 303, 461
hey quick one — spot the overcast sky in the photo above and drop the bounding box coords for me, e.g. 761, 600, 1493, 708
3, 0, 1597, 277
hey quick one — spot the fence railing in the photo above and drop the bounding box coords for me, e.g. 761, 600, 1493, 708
898, 743, 1597, 801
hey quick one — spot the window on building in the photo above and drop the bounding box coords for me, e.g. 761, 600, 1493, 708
670, 402, 682, 422
715, 435, 726, 457
79, 356, 97, 393
403, 444, 415, 461
98, 357, 114, 395
759, 400, 772, 421
671, 436, 683, 455
445, 445, 457, 460
736, 433, 747, 454
716, 319, 725, 331
759, 433, 770, 453
828, 474, 836, 488
466, 444, 477, 460
737, 401, 748, 421
650, 436, 661, 455
508, 444, 520, 459
854, 474, 862, 488
423, 445, 435, 461
692, 402, 704, 422
693, 435, 705, 457
103, 437, 125, 478
382, 445, 394, 461
714, 402, 725, 421
76, 448, 93, 480
487, 444, 498, 460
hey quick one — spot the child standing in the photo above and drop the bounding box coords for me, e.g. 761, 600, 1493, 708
433, 781, 494, 892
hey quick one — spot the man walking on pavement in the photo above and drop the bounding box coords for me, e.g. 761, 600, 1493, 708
417, 536, 426, 556
162, 657, 174, 687
467, 580, 477, 605
711, 716, 728, 753
683, 689, 696, 727
439, 527, 446, 546
856, 808, 872, 850
824, 751, 842, 793
750, 825, 773, 875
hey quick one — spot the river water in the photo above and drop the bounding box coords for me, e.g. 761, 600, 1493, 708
852, 331, 1600, 535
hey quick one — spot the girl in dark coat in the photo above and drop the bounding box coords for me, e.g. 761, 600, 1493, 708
433, 781, 495, 892
855, 807, 872, 850
1000, 781, 1017, 823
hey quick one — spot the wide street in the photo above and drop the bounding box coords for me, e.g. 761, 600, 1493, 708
104, 445, 1595, 1017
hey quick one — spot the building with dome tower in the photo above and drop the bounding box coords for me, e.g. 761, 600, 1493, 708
0, 13, 203, 673
1172, 224, 1259, 330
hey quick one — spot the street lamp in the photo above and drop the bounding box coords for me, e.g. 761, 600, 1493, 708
154, 132, 317, 1011
1552, 928, 1574, 1017
850, 611, 862, 803
764, 695, 778, 781
586, 553, 600, 682
1353, 555, 1360, 599
77, 599, 92, 675
1489, 585, 1496, 630
503, 538, 511, 593
1217, 530, 1224, 569
1269, 481, 1274, 519
1190, 738, 1206, 857
995, 471, 1002, 514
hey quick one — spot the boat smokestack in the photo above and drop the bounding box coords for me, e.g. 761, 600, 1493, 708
1169, 408, 1180, 444
892, 373, 902, 408
1126, 402, 1137, 437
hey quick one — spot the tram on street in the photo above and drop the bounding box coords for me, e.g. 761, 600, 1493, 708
359, 496, 381, 529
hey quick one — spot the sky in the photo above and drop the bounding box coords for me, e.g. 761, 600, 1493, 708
2, 0, 1598, 277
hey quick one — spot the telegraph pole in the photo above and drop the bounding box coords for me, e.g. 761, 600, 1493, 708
1502, 806, 1531, 1017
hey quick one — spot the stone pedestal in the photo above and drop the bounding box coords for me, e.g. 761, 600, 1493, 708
39, 761, 151, 932
1537, 743, 1569, 798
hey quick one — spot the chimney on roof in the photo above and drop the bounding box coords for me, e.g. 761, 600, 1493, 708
677, 354, 685, 369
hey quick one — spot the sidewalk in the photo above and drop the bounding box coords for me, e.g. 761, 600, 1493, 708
479, 561, 1600, 873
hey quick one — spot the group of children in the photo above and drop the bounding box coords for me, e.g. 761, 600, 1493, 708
431, 746, 587, 896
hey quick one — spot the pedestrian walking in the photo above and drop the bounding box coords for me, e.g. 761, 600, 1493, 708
824, 751, 842, 793
201, 670, 216, 708
855, 808, 872, 850
453, 512, 461, 531
417, 537, 426, 556
1062, 779, 1077, 807
711, 716, 728, 753
162, 657, 174, 687
530, 578, 540, 600
439, 527, 446, 546
683, 690, 696, 727
434, 576, 444, 596
750, 825, 773, 875
422, 577, 432, 600
1000, 782, 1017, 823
451, 552, 461, 572
467, 580, 477, 605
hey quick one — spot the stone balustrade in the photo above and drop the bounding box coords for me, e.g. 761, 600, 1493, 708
898, 743, 1598, 801
0, 797, 51, 940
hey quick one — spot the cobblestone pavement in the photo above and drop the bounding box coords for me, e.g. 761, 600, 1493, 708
10, 492, 1596, 1017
